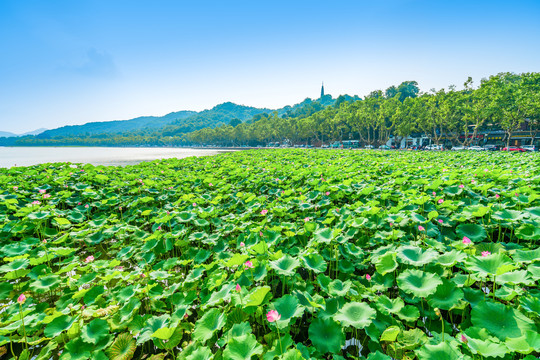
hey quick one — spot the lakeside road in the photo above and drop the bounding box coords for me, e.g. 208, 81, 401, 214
0, 146, 240, 168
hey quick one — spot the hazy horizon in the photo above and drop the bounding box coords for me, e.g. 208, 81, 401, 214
1, 0, 539, 133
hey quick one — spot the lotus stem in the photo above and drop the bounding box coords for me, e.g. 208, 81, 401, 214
18, 303, 28, 351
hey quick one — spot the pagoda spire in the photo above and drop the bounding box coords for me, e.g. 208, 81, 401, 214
320, 82, 325, 98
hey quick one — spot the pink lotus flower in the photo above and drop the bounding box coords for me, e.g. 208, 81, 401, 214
31, 201, 41, 205
193, 203, 197, 207
471, 179, 476, 183
515, 193, 519, 197
389, 223, 393, 227
259, 231, 263, 237
459, 184, 464, 188
325, 191, 330, 196
366, 274, 371, 281
266, 310, 281, 322
418, 225, 425, 231
85, 204, 89, 208
438, 219, 443, 224
260, 209, 268, 215
140, 273, 147, 278
43, 194, 51, 198
84, 255, 94, 263
481, 251, 491, 257
17, 294, 26, 304
235, 284, 241, 292
462, 237, 471, 245
432, 192, 436, 196
461, 334, 468, 343
209, 183, 213, 187
495, 194, 500, 199
78, 202, 82, 205
244, 261, 254, 268
119, 207, 123, 210
304, 217, 310, 222
240, 242, 245, 247
438, 199, 444, 204
39, 189, 46, 194
13, 186, 18, 190
157, 226, 162, 230
166, 211, 170, 215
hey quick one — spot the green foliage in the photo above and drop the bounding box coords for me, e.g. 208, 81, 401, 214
0, 149, 538, 360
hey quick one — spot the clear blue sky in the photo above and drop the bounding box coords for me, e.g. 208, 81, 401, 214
1, 0, 539, 133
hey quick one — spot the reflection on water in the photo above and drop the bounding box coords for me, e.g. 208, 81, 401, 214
0, 147, 234, 168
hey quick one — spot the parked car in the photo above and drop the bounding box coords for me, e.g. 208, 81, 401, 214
502, 146, 526, 152
483, 145, 500, 151
379, 145, 391, 150
425, 144, 443, 150
451, 146, 465, 151
364, 145, 374, 149
522, 145, 537, 152
467, 146, 486, 151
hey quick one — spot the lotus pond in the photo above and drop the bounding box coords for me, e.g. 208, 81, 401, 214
1, 149, 539, 360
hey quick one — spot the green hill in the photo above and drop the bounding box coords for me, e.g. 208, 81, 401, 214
37, 111, 196, 138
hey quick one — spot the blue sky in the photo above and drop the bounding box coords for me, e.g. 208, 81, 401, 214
1, 0, 539, 133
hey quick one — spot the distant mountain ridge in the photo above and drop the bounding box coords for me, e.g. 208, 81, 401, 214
37, 111, 196, 138
0, 128, 47, 138
8, 95, 345, 141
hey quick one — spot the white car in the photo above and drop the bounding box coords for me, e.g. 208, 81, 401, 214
522, 145, 537, 152
467, 146, 486, 151
451, 146, 465, 151
425, 144, 443, 150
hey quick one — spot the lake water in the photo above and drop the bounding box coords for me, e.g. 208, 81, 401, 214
0, 147, 234, 168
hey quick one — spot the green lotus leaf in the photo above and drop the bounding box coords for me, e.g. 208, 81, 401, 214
223, 333, 263, 360
515, 224, 540, 240
492, 209, 523, 222
465, 253, 514, 278
505, 330, 540, 354
437, 250, 466, 267
397, 245, 438, 266
108, 333, 136, 360
465, 334, 509, 358
520, 295, 540, 316
137, 315, 170, 345
380, 325, 400, 342
193, 308, 227, 343
333, 302, 376, 329
415, 342, 462, 360
270, 295, 304, 328
513, 247, 540, 263
374, 295, 404, 315
495, 270, 534, 285
427, 278, 464, 310
366, 351, 392, 360
204, 283, 234, 309
301, 253, 327, 273
244, 286, 271, 307
0, 258, 29, 273
0, 282, 13, 298
81, 318, 110, 344
397, 269, 442, 298
186, 347, 214, 360
308, 317, 345, 354
328, 279, 352, 296
184, 267, 205, 283
177, 211, 196, 223
44, 315, 76, 338
269, 255, 300, 276
375, 252, 398, 275
63, 338, 91, 360
456, 223, 487, 242
471, 301, 536, 341
312, 227, 333, 244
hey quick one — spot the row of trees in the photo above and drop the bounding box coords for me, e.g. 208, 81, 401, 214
187, 73, 540, 148
4, 72, 538, 148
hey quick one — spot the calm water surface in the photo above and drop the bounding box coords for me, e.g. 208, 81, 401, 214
0, 147, 233, 168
